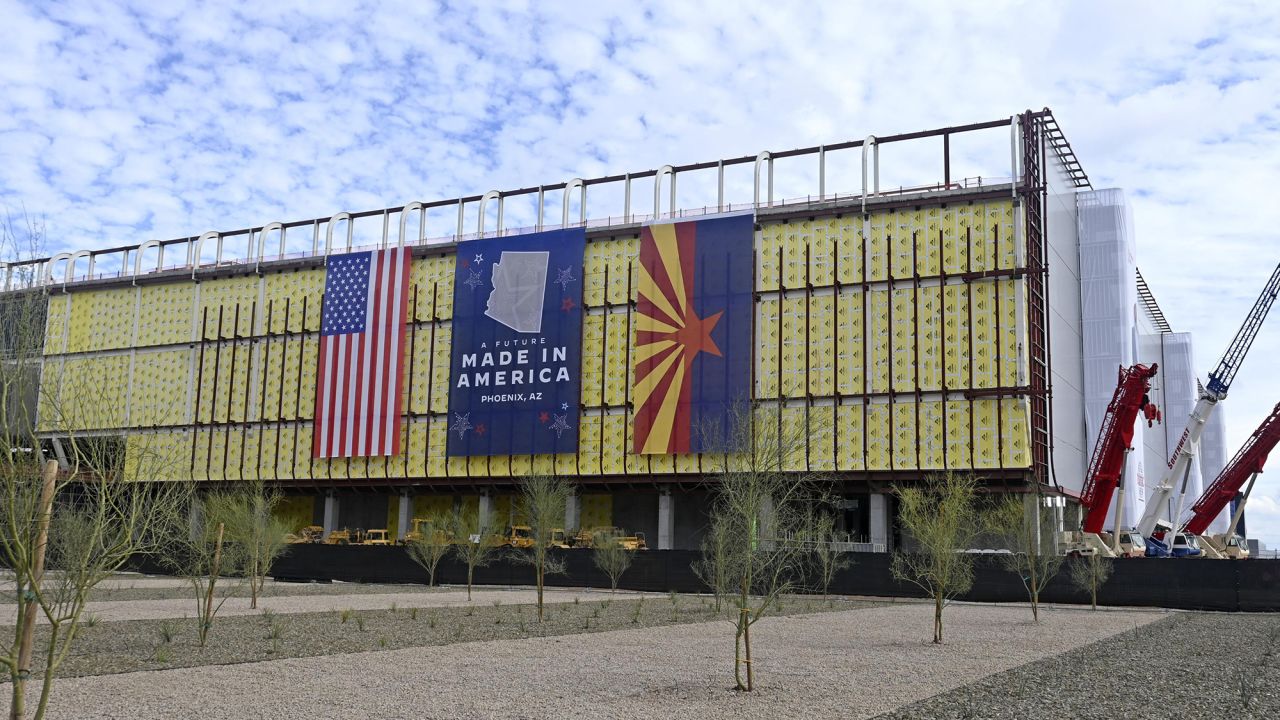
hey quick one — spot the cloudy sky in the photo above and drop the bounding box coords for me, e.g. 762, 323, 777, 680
3, 1, 1279, 546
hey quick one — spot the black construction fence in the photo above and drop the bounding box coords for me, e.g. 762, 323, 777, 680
204, 545, 1280, 613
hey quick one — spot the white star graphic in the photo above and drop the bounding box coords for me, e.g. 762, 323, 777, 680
474, 253, 484, 264
548, 414, 572, 439
554, 266, 576, 291
452, 412, 473, 439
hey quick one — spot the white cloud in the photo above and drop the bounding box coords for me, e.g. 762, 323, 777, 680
2, 0, 1280, 536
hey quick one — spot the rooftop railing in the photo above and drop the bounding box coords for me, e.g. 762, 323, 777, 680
2, 109, 1085, 293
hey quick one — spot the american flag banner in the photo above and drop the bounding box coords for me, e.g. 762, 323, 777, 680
313, 247, 412, 458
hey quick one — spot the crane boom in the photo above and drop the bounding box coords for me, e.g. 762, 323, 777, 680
1138, 263, 1280, 538
1080, 363, 1161, 534
1182, 401, 1280, 536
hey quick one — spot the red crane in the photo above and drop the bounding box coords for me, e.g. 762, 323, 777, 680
1080, 364, 1162, 534
1183, 401, 1280, 537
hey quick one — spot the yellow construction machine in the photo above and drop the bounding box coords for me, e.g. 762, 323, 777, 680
285, 525, 325, 544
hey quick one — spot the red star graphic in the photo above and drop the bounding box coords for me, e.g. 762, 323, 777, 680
673, 308, 723, 370
538, 411, 550, 424
461, 258, 470, 268
561, 297, 576, 312
475, 423, 487, 436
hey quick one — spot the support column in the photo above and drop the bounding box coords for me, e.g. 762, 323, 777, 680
658, 488, 674, 550
188, 495, 204, 542
478, 492, 493, 530
759, 495, 776, 550
565, 493, 581, 534
397, 492, 413, 541
1024, 494, 1042, 554
869, 493, 889, 552
323, 493, 339, 539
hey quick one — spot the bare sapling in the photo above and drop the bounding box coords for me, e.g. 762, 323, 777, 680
1067, 553, 1113, 610
591, 529, 633, 592
406, 510, 453, 587
514, 475, 571, 621
699, 402, 830, 692
807, 510, 852, 601
450, 512, 497, 600
692, 512, 733, 612
207, 476, 292, 608
987, 490, 1064, 622
890, 471, 982, 644
159, 491, 246, 648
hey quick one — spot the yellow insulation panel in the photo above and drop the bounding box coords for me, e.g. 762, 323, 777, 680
66, 287, 133, 353
38, 356, 129, 430
137, 284, 194, 346
43, 199, 1031, 482
43, 295, 69, 355
131, 349, 189, 426
263, 269, 324, 333
410, 254, 454, 321
198, 276, 259, 339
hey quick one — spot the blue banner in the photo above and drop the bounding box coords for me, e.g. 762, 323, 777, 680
446, 227, 585, 456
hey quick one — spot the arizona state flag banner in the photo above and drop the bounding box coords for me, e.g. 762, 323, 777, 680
632, 213, 754, 454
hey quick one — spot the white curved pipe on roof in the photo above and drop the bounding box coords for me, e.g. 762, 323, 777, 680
478, 191, 501, 235
562, 179, 585, 228
399, 202, 425, 247
653, 166, 674, 220
753, 152, 773, 208
325, 213, 352, 256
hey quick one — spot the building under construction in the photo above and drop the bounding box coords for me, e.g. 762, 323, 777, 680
7, 108, 1226, 550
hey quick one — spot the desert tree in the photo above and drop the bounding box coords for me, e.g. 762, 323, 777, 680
805, 509, 852, 601
406, 510, 453, 588
449, 511, 496, 600
206, 476, 292, 609
699, 401, 829, 692
514, 474, 571, 621
157, 491, 245, 648
692, 512, 733, 612
591, 529, 633, 592
891, 471, 982, 644
1067, 553, 1113, 610
987, 490, 1064, 622
0, 213, 192, 719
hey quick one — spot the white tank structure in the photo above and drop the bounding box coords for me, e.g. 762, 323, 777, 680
1078, 189, 1146, 530
1199, 407, 1231, 534
1139, 332, 1205, 528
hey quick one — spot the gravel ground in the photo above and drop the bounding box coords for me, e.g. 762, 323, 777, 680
876, 611, 1280, 720
18, 601, 1158, 719
7, 594, 853, 679
0, 586, 650, 624
85, 580, 454, 602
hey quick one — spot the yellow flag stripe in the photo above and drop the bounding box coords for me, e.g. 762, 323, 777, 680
641, 362, 686, 454
650, 223, 688, 314
632, 344, 683, 415
633, 339, 676, 364
637, 261, 684, 329
635, 313, 680, 335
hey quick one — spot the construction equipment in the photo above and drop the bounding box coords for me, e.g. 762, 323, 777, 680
1063, 363, 1161, 558
361, 529, 392, 546
1180, 401, 1280, 559
579, 526, 648, 550
498, 525, 536, 549
285, 525, 325, 544
324, 528, 353, 545
403, 517, 451, 545
1138, 263, 1280, 552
